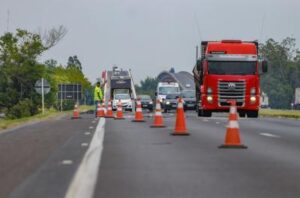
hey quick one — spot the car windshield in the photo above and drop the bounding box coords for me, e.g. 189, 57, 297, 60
138, 95, 151, 100
115, 94, 130, 100
182, 91, 195, 98
158, 87, 180, 95
208, 61, 257, 75
166, 94, 180, 99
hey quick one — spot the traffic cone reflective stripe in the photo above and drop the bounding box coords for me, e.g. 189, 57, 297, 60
172, 97, 189, 135
115, 100, 125, 120
150, 99, 165, 128
72, 104, 81, 119
97, 102, 105, 117
105, 100, 114, 118
132, 99, 145, 122
219, 100, 247, 149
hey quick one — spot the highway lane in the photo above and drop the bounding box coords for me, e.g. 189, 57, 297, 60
95, 112, 300, 198
0, 113, 99, 198
1, 110, 300, 198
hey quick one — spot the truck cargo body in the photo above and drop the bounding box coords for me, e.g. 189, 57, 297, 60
193, 40, 267, 118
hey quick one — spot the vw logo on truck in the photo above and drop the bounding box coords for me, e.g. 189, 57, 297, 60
228, 83, 236, 90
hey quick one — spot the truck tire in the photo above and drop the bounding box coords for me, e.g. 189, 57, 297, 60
202, 110, 212, 117
197, 109, 203, 117
247, 110, 258, 118
239, 112, 246, 118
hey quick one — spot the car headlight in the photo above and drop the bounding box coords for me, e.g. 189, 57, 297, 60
207, 96, 213, 103
250, 96, 256, 103
250, 88, 256, 95
166, 101, 170, 105
149, 101, 153, 104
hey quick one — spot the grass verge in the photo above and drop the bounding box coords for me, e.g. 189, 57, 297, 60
0, 105, 94, 131
259, 109, 300, 119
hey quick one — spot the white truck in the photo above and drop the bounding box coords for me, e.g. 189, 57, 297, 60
156, 82, 180, 102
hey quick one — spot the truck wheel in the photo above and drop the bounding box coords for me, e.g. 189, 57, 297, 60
239, 112, 246, 118
203, 110, 212, 117
247, 110, 258, 118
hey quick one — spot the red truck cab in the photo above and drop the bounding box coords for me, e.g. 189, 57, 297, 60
193, 40, 268, 118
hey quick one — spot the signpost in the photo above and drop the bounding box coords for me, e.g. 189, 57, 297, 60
35, 78, 50, 114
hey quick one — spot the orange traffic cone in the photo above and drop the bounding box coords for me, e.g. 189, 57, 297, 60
72, 104, 81, 119
115, 99, 125, 120
105, 100, 114, 118
102, 101, 107, 117
172, 97, 189, 135
150, 99, 165, 128
132, 98, 145, 122
219, 100, 247, 149
97, 102, 105, 118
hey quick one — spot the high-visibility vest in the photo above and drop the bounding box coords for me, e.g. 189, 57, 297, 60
94, 86, 103, 101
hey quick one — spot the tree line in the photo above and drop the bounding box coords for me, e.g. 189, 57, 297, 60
0, 28, 92, 119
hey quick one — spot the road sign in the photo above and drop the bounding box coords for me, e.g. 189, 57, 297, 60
35, 79, 50, 95
58, 84, 82, 100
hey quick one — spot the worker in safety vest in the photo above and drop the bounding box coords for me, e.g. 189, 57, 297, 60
94, 81, 104, 115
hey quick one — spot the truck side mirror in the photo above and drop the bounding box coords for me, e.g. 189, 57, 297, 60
262, 60, 268, 73
196, 59, 202, 71
155, 92, 157, 96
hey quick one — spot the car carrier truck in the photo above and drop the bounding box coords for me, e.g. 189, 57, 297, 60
193, 40, 268, 117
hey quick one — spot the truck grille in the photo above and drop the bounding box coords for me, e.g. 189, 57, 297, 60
218, 81, 245, 106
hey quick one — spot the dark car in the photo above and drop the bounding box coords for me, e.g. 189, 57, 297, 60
162, 93, 181, 112
181, 90, 196, 110
138, 95, 154, 112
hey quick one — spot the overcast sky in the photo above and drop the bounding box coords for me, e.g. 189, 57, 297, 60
1, 0, 299, 83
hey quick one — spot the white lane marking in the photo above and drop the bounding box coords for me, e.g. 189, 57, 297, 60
92, 121, 96, 123
216, 122, 220, 124
81, 143, 89, 147
84, 132, 91, 135
89, 126, 94, 129
260, 133, 280, 138
65, 118, 106, 198
202, 119, 209, 122
62, 160, 73, 165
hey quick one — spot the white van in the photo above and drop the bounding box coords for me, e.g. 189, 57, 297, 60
156, 82, 180, 102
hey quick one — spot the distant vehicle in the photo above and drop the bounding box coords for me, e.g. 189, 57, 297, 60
112, 93, 133, 111
193, 40, 268, 118
181, 90, 196, 110
294, 88, 300, 110
156, 82, 180, 102
162, 93, 181, 113
138, 95, 153, 112
260, 92, 269, 108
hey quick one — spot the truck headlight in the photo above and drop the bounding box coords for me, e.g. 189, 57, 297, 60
207, 87, 212, 94
166, 101, 170, 105
250, 96, 256, 103
250, 88, 256, 95
149, 101, 153, 104
207, 96, 213, 103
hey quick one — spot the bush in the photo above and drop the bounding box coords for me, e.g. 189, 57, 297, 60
6, 99, 36, 119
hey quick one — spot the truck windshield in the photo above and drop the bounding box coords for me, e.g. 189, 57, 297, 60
159, 87, 179, 95
208, 61, 257, 75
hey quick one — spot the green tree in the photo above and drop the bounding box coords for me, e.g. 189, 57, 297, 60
135, 77, 158, 98
67, 55, 82, 71
260, 37, 300, 109
0, 29, 46, 117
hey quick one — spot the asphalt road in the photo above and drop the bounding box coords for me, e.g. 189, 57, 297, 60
1, 111, 300, 197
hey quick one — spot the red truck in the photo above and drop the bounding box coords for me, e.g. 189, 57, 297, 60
193, 40, 268, 118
